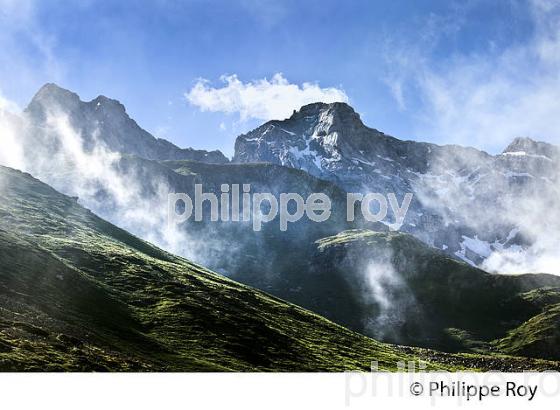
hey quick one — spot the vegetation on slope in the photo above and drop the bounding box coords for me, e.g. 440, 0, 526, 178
494, 289, 560, 360
0, 166, 481, 371
1, 167, 557, 371
308, 229, 560, 361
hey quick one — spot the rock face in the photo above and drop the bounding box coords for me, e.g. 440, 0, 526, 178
25, 83, 229, 164
233, 102, 560, 268
503, 137, 559, 160
16, 84, 560, 272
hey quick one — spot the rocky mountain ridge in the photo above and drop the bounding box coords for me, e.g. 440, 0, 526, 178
25, 83, 228, 164
233, 102, 559, 269
3, 84, 560, 360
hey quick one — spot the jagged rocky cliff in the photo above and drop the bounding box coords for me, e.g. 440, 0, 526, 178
234, 102, 559, 268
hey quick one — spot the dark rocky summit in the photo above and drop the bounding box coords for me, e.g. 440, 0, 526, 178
233, 102, 559, 267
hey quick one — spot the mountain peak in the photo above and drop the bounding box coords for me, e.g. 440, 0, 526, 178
24, 84, 229, 164
25, 83, 82, 123
503, 137, 558, 158
290, 101, 360, 122
90, 94, 127, 113
35, 82, 73, 95
284, 101, 365, 140
29, 83, 127, 112
30, 83, 80, 106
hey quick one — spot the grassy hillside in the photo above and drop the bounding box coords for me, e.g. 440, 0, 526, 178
0, 166, 482, 371
494, 288, 560, 360
304, 229, 560, 361
1, 166, 558, 371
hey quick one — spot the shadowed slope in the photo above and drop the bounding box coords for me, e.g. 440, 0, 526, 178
305, 229, 560, 361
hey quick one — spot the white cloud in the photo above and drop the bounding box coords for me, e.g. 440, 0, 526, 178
0, 92, 25, 170
0, 99, 198, 260
386, 0, 560, 153
185, 73, 349, 122
0, 93, 20, 112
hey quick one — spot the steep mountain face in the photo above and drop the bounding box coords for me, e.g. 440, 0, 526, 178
234, 102, 435, 182
155, 159, 384, 283
233, 102, 560, 270
25, 83, 228, 163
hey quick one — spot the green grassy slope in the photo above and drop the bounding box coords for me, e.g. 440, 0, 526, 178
307, 230, 560, 361
1, 166, 558, 371
0, 166, 475, 371
494, 288, 560, 360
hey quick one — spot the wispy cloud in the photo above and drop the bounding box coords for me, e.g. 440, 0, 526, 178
405, 0, 560, 275
185, 73, 349, 122
385, 0, 560, 152
0, 93, 25, 170
0, 97, 197, 261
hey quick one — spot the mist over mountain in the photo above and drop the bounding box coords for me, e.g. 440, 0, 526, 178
307, 230, 560, 360
2, 83, 560, 360
0, 165, 436, 371
26, 83, 228, 164
233, 101, 560, 274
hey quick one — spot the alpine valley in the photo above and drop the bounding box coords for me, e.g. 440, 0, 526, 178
1, 83, 559, 370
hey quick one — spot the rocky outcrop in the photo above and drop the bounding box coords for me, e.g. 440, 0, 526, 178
25, 83, 229, 164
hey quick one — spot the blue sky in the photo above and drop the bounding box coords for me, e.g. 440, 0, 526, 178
1, 0, 559, 157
